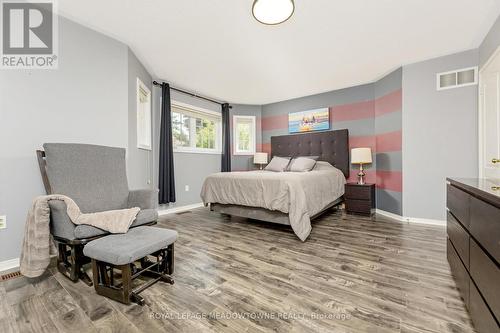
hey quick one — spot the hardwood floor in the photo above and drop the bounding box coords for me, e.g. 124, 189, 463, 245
0, 208, 476, 333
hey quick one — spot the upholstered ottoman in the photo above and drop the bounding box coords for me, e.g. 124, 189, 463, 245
83, 226, 177, 305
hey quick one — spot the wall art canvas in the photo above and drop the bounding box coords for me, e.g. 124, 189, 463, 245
288, 108, 330, 133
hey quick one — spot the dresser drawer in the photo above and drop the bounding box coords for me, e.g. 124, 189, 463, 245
345, 199, 373, 215
470, 239, 500, 321
470, 196, 500, 264
345, 186, 373, 200
469, 281, 499, 333
446, 184, 470, 229
447, 238, 470, 308
447, 211, 469, 270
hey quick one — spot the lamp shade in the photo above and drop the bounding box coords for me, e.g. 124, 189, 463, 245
254, 152, 268, 164
351, 148, 372, 164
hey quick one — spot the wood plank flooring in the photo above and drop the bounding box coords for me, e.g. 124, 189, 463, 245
0, 208, 477, 332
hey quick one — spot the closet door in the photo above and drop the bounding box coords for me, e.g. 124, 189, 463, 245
479, 50, 500, 179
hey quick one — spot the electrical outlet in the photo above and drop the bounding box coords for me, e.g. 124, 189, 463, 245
185, 185, 190, 192
0, 215, 6, 230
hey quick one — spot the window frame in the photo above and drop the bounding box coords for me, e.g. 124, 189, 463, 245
233, 115, 257, 156
171, 100, 222, 155
136, 78, 152, 151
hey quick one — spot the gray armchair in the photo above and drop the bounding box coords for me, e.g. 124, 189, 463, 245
37, 143, 158, 284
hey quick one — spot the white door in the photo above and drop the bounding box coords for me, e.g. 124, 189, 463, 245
479, 49, 500, 179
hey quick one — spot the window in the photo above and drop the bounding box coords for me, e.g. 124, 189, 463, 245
136, 78, 152, 150
171, 101, 222, 154
233, 115, 256, 155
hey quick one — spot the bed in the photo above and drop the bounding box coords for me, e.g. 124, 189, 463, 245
200, 129, 350, 241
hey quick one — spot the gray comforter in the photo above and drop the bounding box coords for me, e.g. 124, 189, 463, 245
200, 161, 346, 241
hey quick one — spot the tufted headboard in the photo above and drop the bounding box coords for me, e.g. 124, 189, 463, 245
270, 129, 350, 178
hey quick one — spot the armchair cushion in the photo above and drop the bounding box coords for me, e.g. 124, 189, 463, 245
128, 189, 158, 210
43, 143, 130, 213
83, 226, 177, 265
73, 209, 158, 239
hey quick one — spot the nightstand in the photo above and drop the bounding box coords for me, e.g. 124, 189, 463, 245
344, 183, 375, 216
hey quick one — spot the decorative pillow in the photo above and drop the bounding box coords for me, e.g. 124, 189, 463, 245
264, 156, 291, 172
313, 161, 335, 170
288, 156, 318, 172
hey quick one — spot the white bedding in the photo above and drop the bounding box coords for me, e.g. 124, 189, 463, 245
200, 161, 346, 241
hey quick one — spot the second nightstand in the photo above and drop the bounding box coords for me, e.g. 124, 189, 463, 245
344, 183, 375, 216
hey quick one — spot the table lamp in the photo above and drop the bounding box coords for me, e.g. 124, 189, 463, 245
254, 152, 268, 170
351, 148, 372, 185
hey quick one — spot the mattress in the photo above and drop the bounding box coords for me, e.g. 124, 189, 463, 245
200, 161, 346, 241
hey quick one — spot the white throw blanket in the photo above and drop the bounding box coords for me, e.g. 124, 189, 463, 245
20, 195, 140, 278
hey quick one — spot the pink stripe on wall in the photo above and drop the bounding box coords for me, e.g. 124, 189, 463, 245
349, 135, 376, 152
261, 131, 401, 154
376, 170, 402, 192
262, 143, 271, 154
375, 89, 402, 117
376, 130, 402, 152
330, 100, 374, 122
261, 114, 288, 131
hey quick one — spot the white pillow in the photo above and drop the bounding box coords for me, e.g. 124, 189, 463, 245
264, 156, 291, 172
313, 161, 335, 170
288, 157, 318, 172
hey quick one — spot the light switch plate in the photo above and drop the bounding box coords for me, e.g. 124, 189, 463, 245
185, 185, 190, 192
0, 215, 6, 229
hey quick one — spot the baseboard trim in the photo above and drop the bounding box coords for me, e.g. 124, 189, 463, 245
158, 202, 205, 216
375, 209, 445, 226
157, 204, 446, 225
0, 258, 20, 273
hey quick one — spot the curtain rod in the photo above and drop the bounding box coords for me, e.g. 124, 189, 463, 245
152, 80, 231, 108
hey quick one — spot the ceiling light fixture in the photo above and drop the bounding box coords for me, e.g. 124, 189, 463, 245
252, 0, 295, 25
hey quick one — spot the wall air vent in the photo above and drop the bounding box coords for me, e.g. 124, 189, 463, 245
437, 67, 478, 91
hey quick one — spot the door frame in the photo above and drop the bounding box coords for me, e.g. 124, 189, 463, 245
478, 45, 500, 178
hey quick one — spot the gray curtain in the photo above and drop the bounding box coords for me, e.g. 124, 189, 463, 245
158, 83, 176, 204
221, 103, 231, 172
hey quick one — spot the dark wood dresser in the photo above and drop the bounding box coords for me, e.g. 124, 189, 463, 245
446, 178, 500, 333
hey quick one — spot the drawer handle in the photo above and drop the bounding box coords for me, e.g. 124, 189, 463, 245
492, 158, 500, 164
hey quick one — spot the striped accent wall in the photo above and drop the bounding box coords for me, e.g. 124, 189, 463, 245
374, 69, 403, 215
259, 68, 403, 214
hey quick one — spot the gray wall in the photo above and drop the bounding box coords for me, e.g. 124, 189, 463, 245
0, 16, 133, 262
402, 49, 479, 221
480, 14, 500, 68
127, 49, 154, 190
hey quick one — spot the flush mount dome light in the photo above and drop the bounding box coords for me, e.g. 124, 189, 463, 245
252, 0, 295, 25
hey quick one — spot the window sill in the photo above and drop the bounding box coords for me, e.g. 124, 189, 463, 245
233, 152, 256, 156
174, 149, 222, 155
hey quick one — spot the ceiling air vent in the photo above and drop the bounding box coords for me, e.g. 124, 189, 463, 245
437, 67, 478, 91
